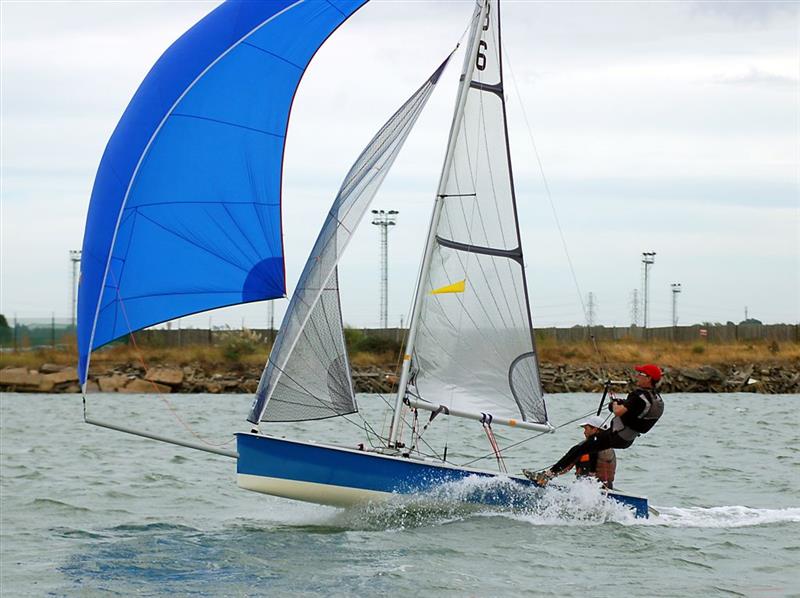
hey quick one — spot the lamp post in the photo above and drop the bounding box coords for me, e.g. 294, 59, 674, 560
371, 209, 398, 328
641, 252, 656, 329
69, 250, 82, 330
671, 283, 682, 327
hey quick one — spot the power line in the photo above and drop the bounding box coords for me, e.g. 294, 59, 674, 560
630, 288, 640, 326
586, 292, 596, 327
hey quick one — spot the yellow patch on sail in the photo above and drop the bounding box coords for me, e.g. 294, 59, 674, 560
430, 279, 466, 295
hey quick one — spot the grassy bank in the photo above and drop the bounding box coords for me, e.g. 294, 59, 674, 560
2, 336, 798, 373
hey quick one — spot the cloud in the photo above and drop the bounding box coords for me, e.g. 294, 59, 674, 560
2, 0, 798, 327
710, 67, 798, 90
692, 1, 798, 26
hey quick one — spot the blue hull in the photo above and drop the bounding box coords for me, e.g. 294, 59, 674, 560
235, 433, 649, 518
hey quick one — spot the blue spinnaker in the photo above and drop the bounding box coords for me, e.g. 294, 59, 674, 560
78, 0, 368, 384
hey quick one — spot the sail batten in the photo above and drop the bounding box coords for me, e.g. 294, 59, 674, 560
248, 56, 452, 424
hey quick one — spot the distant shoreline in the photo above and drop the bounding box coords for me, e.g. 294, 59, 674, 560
2, 334, 798, 394
1, 359, 797, 394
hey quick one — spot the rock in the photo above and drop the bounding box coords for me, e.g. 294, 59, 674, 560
204, 382, 223, 393
145, 367, 184, 387
85, 380, 100, 393
40, 363, 66, 373
241, 379, 258, 393
681, 366, 724, 383
38, 378, 55, 392
0, 368, 52, 391
1, 368, 37, 386
97, 374, 128, 392
43, 367, 78, 385
119, 378, 172, 393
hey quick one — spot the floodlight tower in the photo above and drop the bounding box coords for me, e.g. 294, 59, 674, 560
671, 283, 682, 327
69, 250, 82, 329
641, 251, 656, 329
371, 209, 398, 328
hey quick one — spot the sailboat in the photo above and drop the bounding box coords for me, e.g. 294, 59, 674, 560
79, 0, 649, 518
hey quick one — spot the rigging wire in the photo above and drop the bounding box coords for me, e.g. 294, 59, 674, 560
375, 391, 443, 460
502, 44, 589, 327
459, 407, 600, 468
85, 281, 235, 448
503, 42, 615, 381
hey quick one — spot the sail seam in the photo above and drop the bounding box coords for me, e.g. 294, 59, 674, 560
134, 211, 252, 275
322, 0, 347, 18
129, 200, 280, 209
221, 203, 264, 267
170, 113, 285, 138
106, 290, 262, 301
241, 41, 304, 70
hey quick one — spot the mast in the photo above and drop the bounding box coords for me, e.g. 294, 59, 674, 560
389, 1, 490, 446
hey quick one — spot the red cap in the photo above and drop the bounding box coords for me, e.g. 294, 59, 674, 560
635, 364, 662, 382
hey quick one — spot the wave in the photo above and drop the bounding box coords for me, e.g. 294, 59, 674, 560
29, 498, 93, 514
323, 477, 800, 530
295, 477, 639, 530
643, 505, 800, 528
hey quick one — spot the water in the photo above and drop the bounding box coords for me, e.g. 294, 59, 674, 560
2, 392, 798, 596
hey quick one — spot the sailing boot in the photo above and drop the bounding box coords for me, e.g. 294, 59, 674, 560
522, 469, 555, 486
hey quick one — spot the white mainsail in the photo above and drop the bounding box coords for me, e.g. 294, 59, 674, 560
396, 0, 547, 429
248, 57, 451, 423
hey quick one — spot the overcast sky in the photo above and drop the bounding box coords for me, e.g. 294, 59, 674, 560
2, 0, 797, 331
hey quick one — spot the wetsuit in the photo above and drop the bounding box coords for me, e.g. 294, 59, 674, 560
549, 388, 663, 475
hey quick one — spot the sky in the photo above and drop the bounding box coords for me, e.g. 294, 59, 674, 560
1, 0, 798, 332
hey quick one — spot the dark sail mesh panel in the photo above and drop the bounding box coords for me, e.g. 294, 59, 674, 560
509, 353, 546, 423
249, 56, 451, 423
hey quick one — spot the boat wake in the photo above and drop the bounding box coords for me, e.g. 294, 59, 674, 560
328, 476, 638, 530
320, 476, 800, 530
642, 505, 800, 528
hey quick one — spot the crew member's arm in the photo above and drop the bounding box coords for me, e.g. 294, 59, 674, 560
612, 392, 645, 417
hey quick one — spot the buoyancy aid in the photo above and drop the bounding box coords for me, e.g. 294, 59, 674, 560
575, 452, 597, 477
620, 388, 664, 434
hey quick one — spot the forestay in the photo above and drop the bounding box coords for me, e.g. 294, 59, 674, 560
409, 0, 546, 423
249, 57, 451, 423
77, 0, 368, 385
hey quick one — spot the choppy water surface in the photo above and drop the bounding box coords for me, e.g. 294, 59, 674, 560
1, 392, 798, 596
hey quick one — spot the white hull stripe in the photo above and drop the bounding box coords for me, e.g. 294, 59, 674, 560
237, 473, 392, 507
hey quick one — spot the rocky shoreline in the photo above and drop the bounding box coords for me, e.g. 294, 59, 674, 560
1, 361, 798, 395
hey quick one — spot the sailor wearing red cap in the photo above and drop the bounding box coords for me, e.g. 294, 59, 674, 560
525, 364, 664, 485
